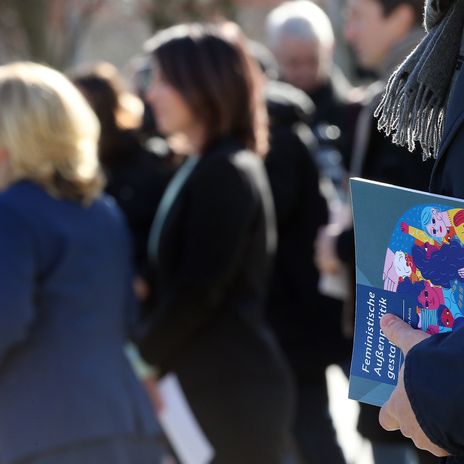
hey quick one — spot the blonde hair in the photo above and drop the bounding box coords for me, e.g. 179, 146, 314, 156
0, 62, 103, 203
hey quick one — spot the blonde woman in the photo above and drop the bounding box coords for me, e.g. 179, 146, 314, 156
0, 62, 160, 464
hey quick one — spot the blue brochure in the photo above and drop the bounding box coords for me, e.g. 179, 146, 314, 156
349, 178, 464, 406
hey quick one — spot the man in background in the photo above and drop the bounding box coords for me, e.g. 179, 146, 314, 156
267, 0, 358, 179
317, 0, 435, 463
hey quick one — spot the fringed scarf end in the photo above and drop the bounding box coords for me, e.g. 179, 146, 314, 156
376, 80, 443, 159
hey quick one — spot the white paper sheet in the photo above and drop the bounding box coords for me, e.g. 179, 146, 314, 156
158, 374, 215, 464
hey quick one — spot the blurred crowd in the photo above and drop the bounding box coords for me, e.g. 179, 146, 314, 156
0, 0, 458, 463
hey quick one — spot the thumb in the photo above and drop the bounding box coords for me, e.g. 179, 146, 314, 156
379, 398, 400, 431
380, 314, 430, 355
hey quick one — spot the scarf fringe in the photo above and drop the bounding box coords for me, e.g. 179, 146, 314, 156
375, 71, 406, 135
375, 0, 464, 159
376, 78, 444, 160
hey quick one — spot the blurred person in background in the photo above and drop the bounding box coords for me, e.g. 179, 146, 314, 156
222, 29, 349, 461
71, 62, 174, 303
266, 0, 360, 182
317, 0, 435, 463
343, 0, 432, 192
137, 23, 294, 464
127, 54, 162, 142
246, 32, 350, 464
264, 78, 351, 464
0, 62, 161, 464
248, 18, 351, 464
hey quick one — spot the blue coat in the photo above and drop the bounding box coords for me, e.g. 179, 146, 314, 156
406, 38, 464, 463
0, 181, 158, 464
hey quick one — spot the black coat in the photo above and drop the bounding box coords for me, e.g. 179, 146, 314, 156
102, 131, 173, 278
308, 71, 360, 169
405, 42, 464, 463
264, 82, 350, 378
139, 137, 293, 464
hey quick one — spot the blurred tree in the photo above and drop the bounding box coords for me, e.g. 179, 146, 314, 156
139, 0, 237, 30
0, 0, 104, 69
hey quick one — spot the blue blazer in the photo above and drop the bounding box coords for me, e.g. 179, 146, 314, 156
0, 181, 158, 464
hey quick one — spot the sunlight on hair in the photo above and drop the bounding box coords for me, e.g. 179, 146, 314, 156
0, 62, 103, 203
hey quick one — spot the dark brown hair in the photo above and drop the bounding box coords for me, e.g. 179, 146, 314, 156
145, 23, 268, 156
70, 62, 143, 161
378, 0, 424, 25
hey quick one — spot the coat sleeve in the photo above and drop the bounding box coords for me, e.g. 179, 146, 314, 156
430, 123, 464, 199
139, 157, 261, 371
404, 327, 464, 455
266, 125, 328, 233
295, 126, 329, 234
0, 203, 37, 363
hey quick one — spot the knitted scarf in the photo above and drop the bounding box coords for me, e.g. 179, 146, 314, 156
375, 0, 464, 159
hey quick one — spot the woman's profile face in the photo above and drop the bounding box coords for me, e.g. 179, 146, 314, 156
146, 66, 197, 138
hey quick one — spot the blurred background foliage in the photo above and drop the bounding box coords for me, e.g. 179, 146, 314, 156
146, 0, 236, 30
0, 0, 237, 69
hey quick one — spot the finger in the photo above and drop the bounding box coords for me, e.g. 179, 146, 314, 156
411, 435, 449, 457
379, 400, 400, 431
380, 314, 430, 355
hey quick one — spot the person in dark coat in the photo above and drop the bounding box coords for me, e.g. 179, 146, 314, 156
137, 24, 294, 464
373, 1, 464, 463
71, 63, 173, 287
344, 1, 437, 463
264, 79, 350, 464
266, 0, 360, 171
317, 0, 436, 463
0, 62, 161, 464
334, 0, 434, 335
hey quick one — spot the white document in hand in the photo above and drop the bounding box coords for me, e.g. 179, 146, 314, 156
158, 374, 215, 464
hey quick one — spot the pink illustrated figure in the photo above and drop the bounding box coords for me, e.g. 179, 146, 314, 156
383, 248, 415, 291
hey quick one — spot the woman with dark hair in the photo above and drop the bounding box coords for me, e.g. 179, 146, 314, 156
71, 63, 173, 292
137, 23, 293, 464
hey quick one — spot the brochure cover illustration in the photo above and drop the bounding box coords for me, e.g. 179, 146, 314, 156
349, 178, 464, 407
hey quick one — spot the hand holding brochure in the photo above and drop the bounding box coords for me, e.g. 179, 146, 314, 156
349, 178, 464, 406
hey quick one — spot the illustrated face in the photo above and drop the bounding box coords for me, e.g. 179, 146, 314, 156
344, 0, 398, 71
418, 283, 443, 310
273, 35, 328, 94
425, 209, 448, 238
146, 66, 197, 137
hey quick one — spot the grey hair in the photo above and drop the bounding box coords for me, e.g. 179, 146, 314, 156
266, 0, 335, 49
